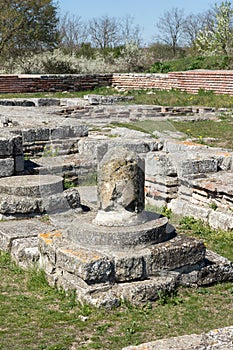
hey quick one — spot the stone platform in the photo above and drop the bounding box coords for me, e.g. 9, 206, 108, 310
0, 174, 68, 218
36, 207, 232, 308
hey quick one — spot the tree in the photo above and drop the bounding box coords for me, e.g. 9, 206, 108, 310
183, 11, 214, 46
88, 15, 121, 50
156, 8, 186, 56
0, 0, 59, 59
195, 1, 233, 55
59, 13, 88, 54
119, 15, 142, 46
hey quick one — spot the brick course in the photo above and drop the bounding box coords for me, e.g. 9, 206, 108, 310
1, 70, 233, 95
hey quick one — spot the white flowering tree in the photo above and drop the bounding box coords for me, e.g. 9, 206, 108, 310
195, 1, 233, 55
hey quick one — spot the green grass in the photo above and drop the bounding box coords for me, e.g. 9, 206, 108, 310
109, 115, 233, 149
3, 86, 233, 110
178, 216, 233, 261
171, 117, 233, 149
0, 213, 233, 350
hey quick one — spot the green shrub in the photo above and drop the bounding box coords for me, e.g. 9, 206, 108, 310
148, 55, 231, 73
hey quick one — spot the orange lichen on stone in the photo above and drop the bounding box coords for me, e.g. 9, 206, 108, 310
62, 249, 100, 262
215, 151, 231, 157
182, 141, 203, 147
39, 230, 62, 245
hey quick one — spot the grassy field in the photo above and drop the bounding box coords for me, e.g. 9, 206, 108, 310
0, 215, 233, 350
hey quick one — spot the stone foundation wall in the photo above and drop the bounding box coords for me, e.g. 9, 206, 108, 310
145, 140, 233, 230
0, 74, 112, 93
2, 71, 233, 95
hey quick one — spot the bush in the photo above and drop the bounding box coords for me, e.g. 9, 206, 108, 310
148, 55, 231, 73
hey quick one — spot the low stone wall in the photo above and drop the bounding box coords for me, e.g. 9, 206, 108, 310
0, 74, 112, 93
1, 71, 233, 95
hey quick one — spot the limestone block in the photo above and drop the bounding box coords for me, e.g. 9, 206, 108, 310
119, 272, 178, 304
22, 129, 37, 143
56, 247, 114, 284
11, 237, 39, 268
178, 158, 218, 176
34, 128, 50, 141
11, 135, 23, 155
196, 250, 233, 286
0, 218, 53, 252
209, 210, 233, 230
114, 254, 145, 282
145, 235, 206, 274
168, 199, 211, 221
0, 158, 14, 177
37, 98, 60, 106
146, 152, 177, 177
0, 138, 13, 156
63, 188, 81, 209
41, 193, 70, 214
0, 194, 42, 214
38, 231, 63, 266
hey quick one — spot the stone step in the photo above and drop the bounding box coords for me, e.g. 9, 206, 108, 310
0, 174, 63, 197
39, 228, 206, 286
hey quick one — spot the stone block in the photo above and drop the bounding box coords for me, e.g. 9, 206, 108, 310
119, 272, 178, 304
114, 253, 145, 282
22, 129, 37, 143
11, 135, 23, 155
14, 155, 24, 173
209, 210, 233, 230
56, 246, 114, 284
178, 158, 218, 176
145, 235, 206, 274
0, 194, 42, 214
38, 231, 63, 266
0, 158, 14, 177
146, 152, 177, 176
11, 237, 39, 268
0, 138, 13, 156
0, 219, 53, 252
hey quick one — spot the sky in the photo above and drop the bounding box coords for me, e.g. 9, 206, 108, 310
58, 0, 217, 45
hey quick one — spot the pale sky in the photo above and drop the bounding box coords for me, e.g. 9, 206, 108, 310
58, 0, 217, 44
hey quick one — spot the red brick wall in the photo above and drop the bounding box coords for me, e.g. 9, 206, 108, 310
1, 71, 233, 95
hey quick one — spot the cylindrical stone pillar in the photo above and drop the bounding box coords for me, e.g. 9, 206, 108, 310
93, 147, 146, 226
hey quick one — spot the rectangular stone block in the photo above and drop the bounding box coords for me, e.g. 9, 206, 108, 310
179, 158, 218, 176
0, 219, 53, 252
14, 155, 24, 173
0, 138, 13, 156
145, 235, 206, 274
113, 253, 145, 282
11, 135, 23, 155
56, 246, 114, 284
0, 158, 14, 177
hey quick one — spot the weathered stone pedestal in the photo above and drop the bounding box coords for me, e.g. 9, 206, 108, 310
37, 148, 233, 307
0, 174, 69, 218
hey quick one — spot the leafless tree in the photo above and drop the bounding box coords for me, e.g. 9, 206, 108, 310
183, 10, 214, 46
119, 14, 142, 46
59, 13, 88, 53
156, 8, 186, 55
88, 15, 121, 50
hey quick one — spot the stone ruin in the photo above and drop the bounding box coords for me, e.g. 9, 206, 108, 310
0, 97, 232, 307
